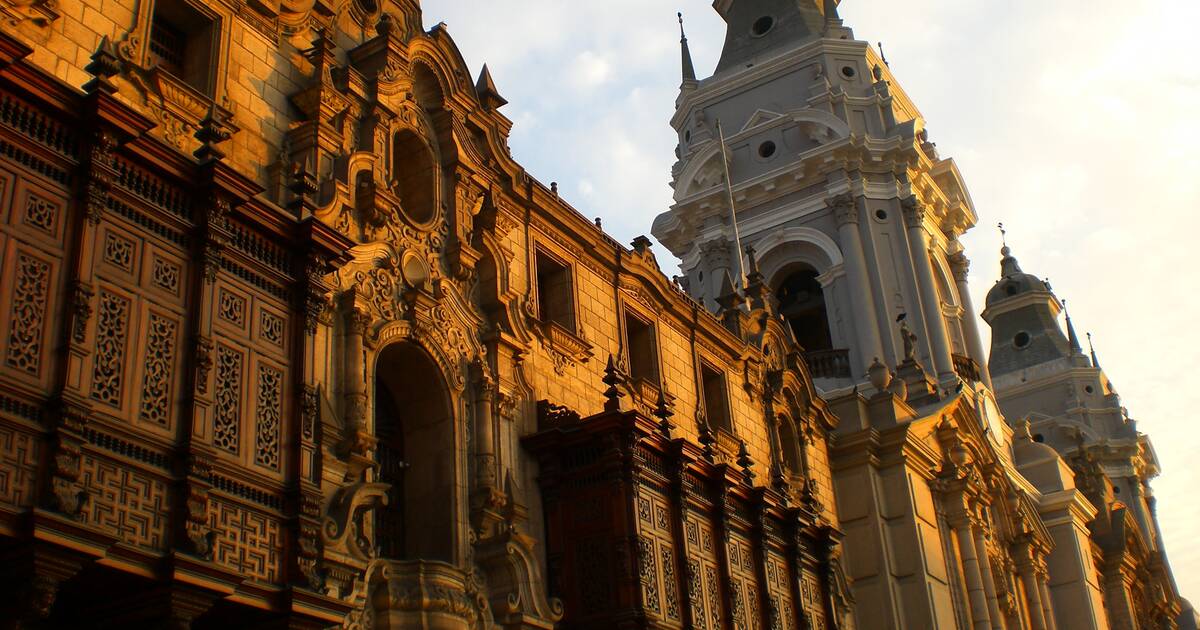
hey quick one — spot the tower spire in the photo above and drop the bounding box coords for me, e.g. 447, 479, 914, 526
1087, 332, 1102, 368
1063, 299, 1084, 356
997, 222, 1023, 277
679, 12, 696, 82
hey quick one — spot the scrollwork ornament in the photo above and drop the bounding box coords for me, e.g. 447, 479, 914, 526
70, 281, 93, 343
201, 241, 223, 284
829, 193, 857, 227
194, 335, 213, 394
301, 384, 319, 442
901, 196, 926, 229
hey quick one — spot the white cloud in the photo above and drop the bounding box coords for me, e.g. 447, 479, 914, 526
567, 50, 613, 90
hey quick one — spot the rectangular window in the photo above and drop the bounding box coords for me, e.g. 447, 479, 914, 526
624, 311, 658, 384
535, 250, 574, 333
149, 0, 216, 95
701, 362, 731, 433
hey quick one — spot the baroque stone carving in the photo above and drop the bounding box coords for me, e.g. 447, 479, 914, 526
69, 280, 93, 344
323, 482, 390, 562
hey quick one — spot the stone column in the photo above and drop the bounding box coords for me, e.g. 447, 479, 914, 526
902, 198, 955, 382
1016, 555, 1047, 630
971, 522, 1005, 630
343, 306, 371, 451
1038, 565, 1058, 630
472, 361, 497, 491
831, 194, 884, 374
948, 252, 992, 388
952, 516, 993, 630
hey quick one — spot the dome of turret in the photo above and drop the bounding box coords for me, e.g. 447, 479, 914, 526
985, 246, 1051, 307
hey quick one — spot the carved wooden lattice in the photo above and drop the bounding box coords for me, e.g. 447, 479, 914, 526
213, 344, 242, 454
209, 498, 281, 582
800, 571, 827, 630
218, 288, 246, 328
254, 363, 282, 469
0, 425, 38, 508
685, 513, 725, 630
5, 252, 50, 375
764, 549, 796, 630
150, 255, 181, 295
21, 193, 56, 235
101, 232, 135, 273
258, 310, 284, 346
138, 313, 177, 426
728, 531, 762, 630
79, 453, 168, 549
91, 290, 131, 407
636, 489, 681, 622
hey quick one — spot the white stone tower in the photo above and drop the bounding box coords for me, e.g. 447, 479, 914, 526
982, 244, 1187, 627
652, 0, 990, 392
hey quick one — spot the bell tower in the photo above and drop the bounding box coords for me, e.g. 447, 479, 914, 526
653, 0, 989, 392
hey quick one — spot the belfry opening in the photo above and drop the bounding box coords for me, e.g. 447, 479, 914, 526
775, 265, 833, 352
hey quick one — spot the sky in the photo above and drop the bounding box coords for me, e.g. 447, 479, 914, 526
420, 0, 1200, 601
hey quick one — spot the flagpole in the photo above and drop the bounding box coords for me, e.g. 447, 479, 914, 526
715, 118, 746, 290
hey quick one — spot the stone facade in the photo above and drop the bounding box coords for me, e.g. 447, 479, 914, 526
0, 0, 1187, 628
654, 2, 1187, 629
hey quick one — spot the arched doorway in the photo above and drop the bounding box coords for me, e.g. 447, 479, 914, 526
775, 266, 833, 352
374, 342, 455, 561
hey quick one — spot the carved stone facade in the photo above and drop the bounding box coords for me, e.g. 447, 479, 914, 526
0, 0, 1188, 629
0, 0, 850, 627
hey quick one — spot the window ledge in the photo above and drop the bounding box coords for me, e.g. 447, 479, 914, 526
144, 67, 237, 150
532, 318, 592, 375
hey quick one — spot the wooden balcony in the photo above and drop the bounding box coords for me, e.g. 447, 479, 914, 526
804, 348, 852, 380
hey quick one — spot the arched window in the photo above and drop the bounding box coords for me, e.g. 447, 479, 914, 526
779, 416, 802, 474
391, 130, 437, 225
374, 342, 454, 561
775, 266, 833, 352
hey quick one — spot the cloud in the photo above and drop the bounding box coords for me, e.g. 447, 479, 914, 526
567, 50, 613, 90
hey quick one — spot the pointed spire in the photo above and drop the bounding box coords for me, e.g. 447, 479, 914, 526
1063, 300, 1083, 356
824, 0, 841, 20
736, 439, 755, 485
475, 64, 507, 109
654, 384, 675, 439
1087, 332, 1102, 368
678, 12, 697, 82
602, 355, 627, 412
997, 222, 1023, 277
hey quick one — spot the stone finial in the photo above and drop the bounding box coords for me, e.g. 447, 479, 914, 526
697, 416, 716, 463
737, 439, 755, 485
83, 36, 121, 95
653, 385, 674, 439
193, 102, 231, 163
602, 355, 626, 412
1087, 332, 1102, 368
867, 357, 891, 391
631, 235, 653, 256
679, 12, 697, 82
475, 64, 508, 109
